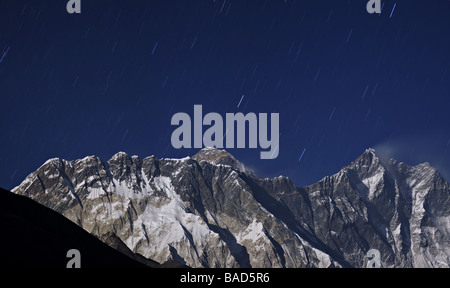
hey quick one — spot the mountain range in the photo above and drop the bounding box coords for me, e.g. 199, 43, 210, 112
11, 147, 450, 267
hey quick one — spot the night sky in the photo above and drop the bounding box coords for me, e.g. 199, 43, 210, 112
1, 0, 450, 190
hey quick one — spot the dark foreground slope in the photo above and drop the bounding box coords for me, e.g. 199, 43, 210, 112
0, 186, 157, 268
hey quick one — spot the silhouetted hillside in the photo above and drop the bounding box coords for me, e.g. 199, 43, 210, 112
0, 186, 152, 268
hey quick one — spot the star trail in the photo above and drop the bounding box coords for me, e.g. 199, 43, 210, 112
1, 0, 450, 189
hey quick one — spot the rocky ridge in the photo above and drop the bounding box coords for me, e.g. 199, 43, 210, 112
12, 148, 450, 267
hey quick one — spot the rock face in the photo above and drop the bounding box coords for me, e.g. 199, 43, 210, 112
12, 148, 450, 267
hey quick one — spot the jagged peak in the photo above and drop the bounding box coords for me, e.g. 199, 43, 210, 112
42, 157, 63, 166
76, 155, 100, 163
110, 151, 130, 161
192, 147, 256, 176
192, 147, 235, 163
409, 161, 440, 178
112, 151, 129, 157
342, 148, 383, 171
338, 149, 447, 189
360, 148, 380, 159
365, 147, 376, 154
39, 157, 75, 172
360, 148, 439, 173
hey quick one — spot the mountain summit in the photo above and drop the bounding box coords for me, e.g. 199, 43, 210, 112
193, 147, 238, 164
192, 147, 256, 176
12, 148, 450, 267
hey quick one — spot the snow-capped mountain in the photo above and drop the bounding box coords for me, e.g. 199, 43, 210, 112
12, 148, 450, 267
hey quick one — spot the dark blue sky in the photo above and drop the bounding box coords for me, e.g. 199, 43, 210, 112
1, 0, 450, 189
